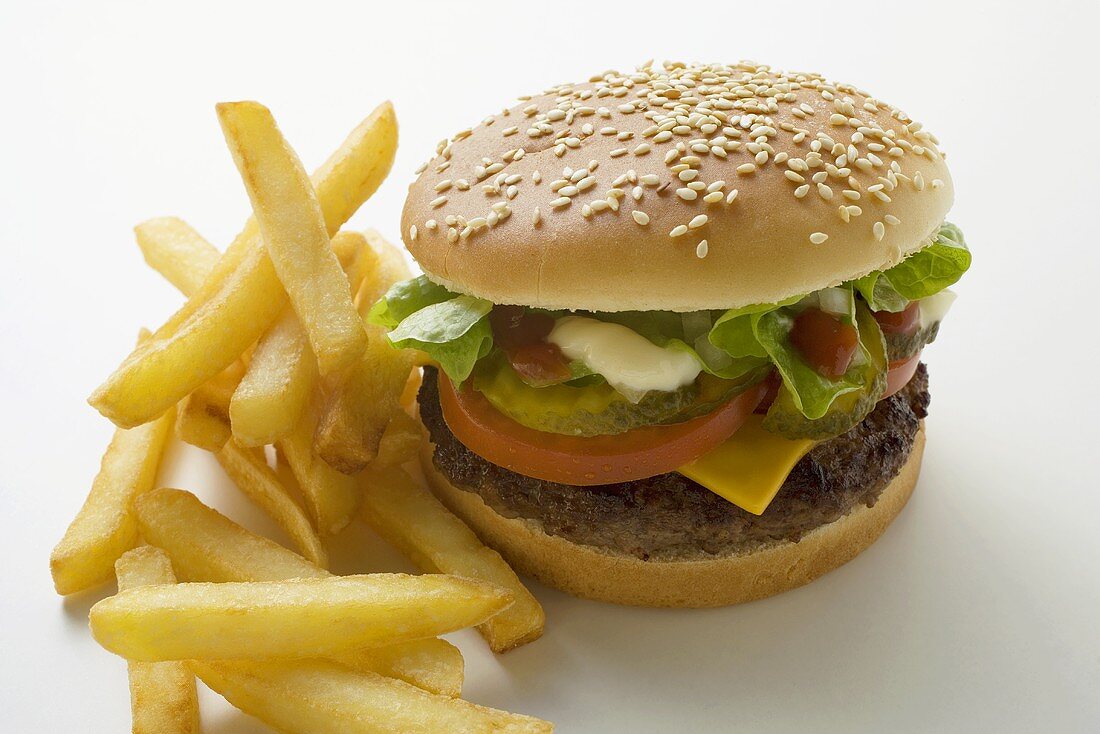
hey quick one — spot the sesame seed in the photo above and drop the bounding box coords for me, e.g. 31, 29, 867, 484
632, 210, 650, 225
873, 221, 886, 241
670, 225, 689, 238
550, 197, 571, 208
794, 185, 809, 198
430, 196, 447, 208
884, 214, 900, 225
726, 189, 739, 204
703, 191, 724, 203
676, 188, 698, 201
689, 214, 708, 229
736, 163, 756, 175
809, 232, 828, 245
409, 225, 418, 240
696, 239, 709, 258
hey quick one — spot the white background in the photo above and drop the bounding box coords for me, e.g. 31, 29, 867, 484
2, 1, 1098, 732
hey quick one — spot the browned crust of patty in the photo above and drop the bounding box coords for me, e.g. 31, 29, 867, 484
421, 429, 922, 607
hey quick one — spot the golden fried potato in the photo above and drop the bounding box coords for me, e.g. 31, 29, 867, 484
134, 217, 219, 297
278, 398, 362, 534
215, 439, 327, 568
229, 307, 317, 447
115, 547, 200, 734
89, 102, 397, 428
50, 405, 176, 595
132, 488, 464, 696
192, 659, 552, 734
229, 230, 376, 447
217, 101, 366, 377
368, 410, 424, 470
90, 574, 513, 662
313, 229, 415, 474
362, 467, 545, 652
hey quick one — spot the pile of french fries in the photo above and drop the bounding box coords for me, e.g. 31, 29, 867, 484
50, 99, 549, 733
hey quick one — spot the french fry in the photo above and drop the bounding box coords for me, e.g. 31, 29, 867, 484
217, 101, 366, 377
134, 217, 220, 297
368, 410, 424, 470
230, 231, 376, 448
229, 307, 318, 447
363, 228, 414, 289
115, 547, 200, 734
132, 488, 464, 696
278, 398, 362, 534
362, 467, 545, 652
49, 405, 176, 595
332, 230, 378, 298
90, 574, 513, 662
314, 230, 415, 474
399, 368, 424, 412
176, 393, 231, 451
89, 102, 398, 428
191, 660, 553, 734
215, 439, 328, 568
175, 357, 244, 450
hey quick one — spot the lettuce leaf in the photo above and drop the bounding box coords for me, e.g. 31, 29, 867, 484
762, 304, 887, 438
752, 288, 863, 420
854, 222, 970, 312
367, 274, 454, 328
371, 276, 493, 382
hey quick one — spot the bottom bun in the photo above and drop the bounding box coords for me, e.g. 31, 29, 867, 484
420, 425, 924, 608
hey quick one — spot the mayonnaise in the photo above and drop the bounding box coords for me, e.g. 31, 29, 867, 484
918, 288, 956, 329
547, 316, 702, 401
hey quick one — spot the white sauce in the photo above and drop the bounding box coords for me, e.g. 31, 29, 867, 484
919, 288, 956, 329
548, 316, 702, 401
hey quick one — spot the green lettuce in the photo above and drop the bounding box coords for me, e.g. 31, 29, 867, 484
367, 274, 454, 327
369, 276, 493, 382
709, 289, 873, 421
762, 304, 888, 439
854, 222, 970, 312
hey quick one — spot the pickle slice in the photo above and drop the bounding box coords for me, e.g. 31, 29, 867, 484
471, 351, 763, 437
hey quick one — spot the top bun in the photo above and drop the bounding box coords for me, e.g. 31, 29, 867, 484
401, 61, 953, 312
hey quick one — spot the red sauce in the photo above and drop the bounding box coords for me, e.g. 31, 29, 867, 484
789, 307, 859, 378
489, 306, 571, 384
873, 301, 920, 336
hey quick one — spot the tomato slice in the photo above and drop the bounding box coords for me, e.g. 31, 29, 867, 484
439, 352, 922, 486
439, 374, 768, 485
884, 352, 921, 398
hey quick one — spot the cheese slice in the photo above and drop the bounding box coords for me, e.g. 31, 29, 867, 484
678, 415, 816, 515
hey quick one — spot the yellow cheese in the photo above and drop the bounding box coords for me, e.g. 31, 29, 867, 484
678, 415, 816, 515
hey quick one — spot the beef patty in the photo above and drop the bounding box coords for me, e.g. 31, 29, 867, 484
420, 365, 929, 561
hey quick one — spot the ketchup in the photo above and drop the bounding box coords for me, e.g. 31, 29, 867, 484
489, 306, 571, 384
873, 301, 921, 336
789, 307, 859, 378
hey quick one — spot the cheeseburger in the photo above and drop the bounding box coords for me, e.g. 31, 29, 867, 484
371, 61, 970, 607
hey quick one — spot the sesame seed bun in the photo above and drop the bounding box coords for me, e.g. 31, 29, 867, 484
419, 426, 923, 607
402, 61, 953, 312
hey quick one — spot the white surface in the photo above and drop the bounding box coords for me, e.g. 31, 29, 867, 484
2, 1, 1098, 731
